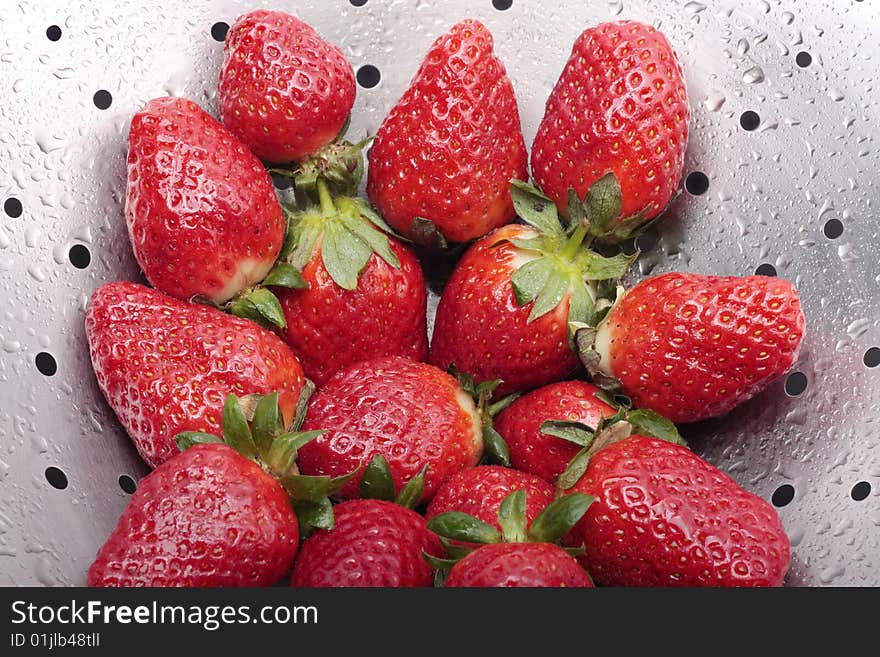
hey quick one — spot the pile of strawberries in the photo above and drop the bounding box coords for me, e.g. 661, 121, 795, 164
85, 10, 805, 588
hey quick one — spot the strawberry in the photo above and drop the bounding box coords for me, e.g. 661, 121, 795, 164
578, 272, 806, 423
274, 181, 427, 386
430, 195, 636, 396
562, 435, 791, 587
290, 498, 441, 587
531, 20, 690, 241
125, 96, 286, 310
428, 490, 594, 588
218, 10, 355, 165
426, 466, 554, 534
444, 542, 593, 588
493, 381, 617, 483
296, 356, 483, 503
366, 19, 528, 245
88, 392, 337, 588
85, 281, 307, 468
88, 443, 298, 587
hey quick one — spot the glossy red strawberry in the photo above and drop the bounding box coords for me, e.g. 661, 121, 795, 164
275, 185, 427, 387
428, 489, 594, 588
126, 96, 285, 304
88, 443, 299, 587
563, 435, 791, 587
582, 272, 806, 423
290, 499, 441, 587
85, 281, 306, 468
426, 466, 554, 533
430, 217, 634, 396
297, 356, 482, 502
430, 225, 574, 395
531, 21, 689, 241
366, 19, 527, 245
218, 10, 355, 164
444, 542, 593, 588
494, 381, 616, 483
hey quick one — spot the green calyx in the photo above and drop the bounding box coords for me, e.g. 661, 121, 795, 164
174, 390, 356, 535
565, 171, 670, 244
505, 179, 637, 328
448, 366, 516, 468
549, 395, 687, 491
268, 115, 369, 200
222, 263, 308, 332
426, 489, 594, 548
358, 453, 428, 510
281, 178, 402, 291
423, 490, 594, 583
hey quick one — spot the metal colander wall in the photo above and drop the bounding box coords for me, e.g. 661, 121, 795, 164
0, 0, 877, 587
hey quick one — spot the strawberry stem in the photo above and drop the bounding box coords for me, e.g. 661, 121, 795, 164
560, 222, 590, 261
316, 178, 335, 215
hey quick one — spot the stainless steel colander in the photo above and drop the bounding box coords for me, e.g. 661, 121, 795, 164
0, 0, 877, 587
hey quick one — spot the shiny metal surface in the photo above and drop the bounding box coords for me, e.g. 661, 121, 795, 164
0, 0, 877, 586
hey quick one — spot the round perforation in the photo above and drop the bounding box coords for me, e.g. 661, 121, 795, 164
68, 244, 91, 269
35, 352, 57, 377
740, 110, 760, 131
118, 475, 137, 495
93, 90, 112, 110
685, 171, 709, 196
45, 467, 68, 490
784, 372, 808, 397
823, 218, 843, 239
356, 64, 381, 88
4, 197, 22, 218
850, 481, 871, 501
211, 21, 229, 41
772, 484, 795, 507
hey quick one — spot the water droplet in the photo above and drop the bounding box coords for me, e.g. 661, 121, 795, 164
24, 226, 40, 248
704, 92, 726, 112
837, 243, 857, 264
828, 89, 845, 102
742, 66, 765, 84
846, 318, 872, 339
27, 264, 47, 282
819, 565, 846, 584
782, 11, 795, 25
2, 340, 21, 353
684, 1, 706, 14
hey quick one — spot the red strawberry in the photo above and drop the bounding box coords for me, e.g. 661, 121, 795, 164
531, 20, 690, 241
296, 356, 482, 502
275, 183, 427, 386
85, 281, 306, 468
88, 442, 299, 587
563, 435, 791, 587
126, 96, 285, 304
494, 381, 616, 483
580, 272, 806, 423
366, 19, 528, 245
218, 10, 355, 164
290, 499, 441, 587
426, 466, 554, 533
444, 542, 593, 588
428, 490, 594, 588
430, 217, 635, 396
